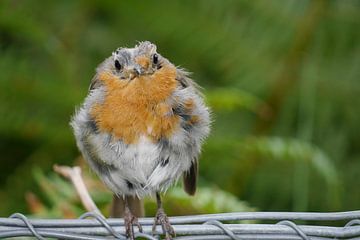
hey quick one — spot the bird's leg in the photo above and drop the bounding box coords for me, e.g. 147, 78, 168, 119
123, 196, 142, 240
152, 192, 175, 240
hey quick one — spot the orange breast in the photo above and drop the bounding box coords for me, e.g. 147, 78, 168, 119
91, 66, 179, 144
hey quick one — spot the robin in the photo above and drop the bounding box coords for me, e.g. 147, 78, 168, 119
71, 41, 210, 239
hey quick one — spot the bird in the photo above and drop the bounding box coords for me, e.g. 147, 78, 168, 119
71, 41, 210, 239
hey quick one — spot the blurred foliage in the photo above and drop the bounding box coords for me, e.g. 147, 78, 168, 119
0, 0, 359, 216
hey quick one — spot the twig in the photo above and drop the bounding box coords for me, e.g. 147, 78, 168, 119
53, 165, 100, 214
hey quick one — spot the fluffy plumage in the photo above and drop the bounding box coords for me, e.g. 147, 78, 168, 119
71, 41, 210, 198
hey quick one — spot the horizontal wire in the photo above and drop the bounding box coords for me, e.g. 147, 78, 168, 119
1, 210, 360, 228
0, 211, 359, 240
1, 223, 360, 237
175, 234, 335, 240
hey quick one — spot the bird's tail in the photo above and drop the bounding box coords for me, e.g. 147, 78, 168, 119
110, 194, 145, 217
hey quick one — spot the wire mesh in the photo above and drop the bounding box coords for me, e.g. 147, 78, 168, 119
1, 210, 360, 239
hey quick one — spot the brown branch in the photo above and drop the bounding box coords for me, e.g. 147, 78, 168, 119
53, 164, 100, 214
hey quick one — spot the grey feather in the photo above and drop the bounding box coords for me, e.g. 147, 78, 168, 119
89, 74, 102, 91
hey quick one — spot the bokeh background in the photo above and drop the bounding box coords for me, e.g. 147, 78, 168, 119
1, 0, 359, 217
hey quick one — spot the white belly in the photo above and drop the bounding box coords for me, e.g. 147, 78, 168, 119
85, 132, 192, 197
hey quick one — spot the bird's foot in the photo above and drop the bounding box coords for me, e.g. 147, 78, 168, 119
152, 207, 175, 240
124, 209, 142, 240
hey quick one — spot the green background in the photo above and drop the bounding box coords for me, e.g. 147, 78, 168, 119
0, 0, 359, 216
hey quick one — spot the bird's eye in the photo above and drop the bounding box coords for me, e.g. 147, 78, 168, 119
152, 54, 158, 64
114, 60, 122, 71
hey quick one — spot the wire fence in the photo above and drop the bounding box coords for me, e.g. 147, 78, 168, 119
1, 210, 360, 239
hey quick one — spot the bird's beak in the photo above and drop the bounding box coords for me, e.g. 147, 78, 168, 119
128, 65, 143, 80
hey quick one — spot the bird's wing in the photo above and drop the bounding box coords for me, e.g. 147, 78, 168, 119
89, 74, 103, 91
183, 159, 198, 196
175, 69, 206, 196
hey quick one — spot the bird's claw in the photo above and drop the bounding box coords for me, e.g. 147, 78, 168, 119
152, 208, 175, 240
124, 210, 142, 240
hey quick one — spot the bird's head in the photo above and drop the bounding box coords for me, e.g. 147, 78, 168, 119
100, 41, 170, 81
92, 41, 179, 103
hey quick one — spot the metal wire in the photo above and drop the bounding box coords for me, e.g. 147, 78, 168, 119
79, 211, 126, 239
0, 210, 359, 239
276, 220, 309, 240
9, 213, 45, 240
345, 219, 360, 227
204, 220, 241, 240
